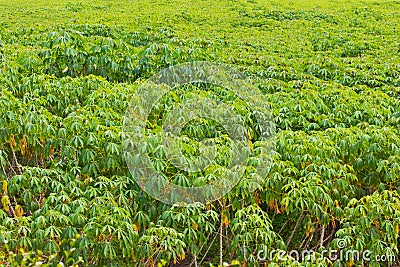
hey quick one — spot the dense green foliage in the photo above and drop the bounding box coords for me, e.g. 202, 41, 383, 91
0, 0, 399, 266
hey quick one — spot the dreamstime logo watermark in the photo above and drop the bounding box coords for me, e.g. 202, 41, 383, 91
256, 239, 396, 263
122, 62, 275, 205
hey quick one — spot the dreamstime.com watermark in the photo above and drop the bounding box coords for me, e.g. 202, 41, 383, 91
123, 61, 275, 205
256, 239, 396, 263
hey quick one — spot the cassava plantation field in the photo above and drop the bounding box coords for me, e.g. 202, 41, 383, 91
0, 0, 400, 266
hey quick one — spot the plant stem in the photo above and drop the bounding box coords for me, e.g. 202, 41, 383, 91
220, 215, 223, 266
286, 213, 305, 248
320, 225, 325, 248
